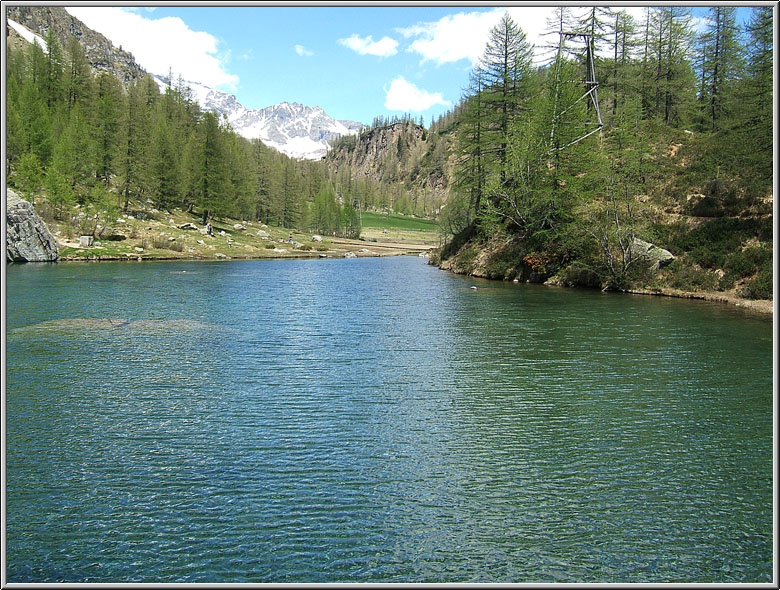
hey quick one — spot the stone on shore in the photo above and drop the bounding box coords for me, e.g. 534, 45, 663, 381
6, 188, 59, 262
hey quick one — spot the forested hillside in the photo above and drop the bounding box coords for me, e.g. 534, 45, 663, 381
432, 7, 773, 300
5, 12, 361, 239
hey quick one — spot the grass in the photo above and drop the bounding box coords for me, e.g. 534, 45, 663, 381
360, 212, 438, 232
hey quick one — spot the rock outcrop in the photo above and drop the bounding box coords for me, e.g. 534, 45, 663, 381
324, 121, 452, 208
6, 6, 145, 86
631, 238, 675, 270
6, 189, 59, 262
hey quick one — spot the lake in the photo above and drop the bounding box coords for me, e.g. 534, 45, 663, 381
5, 256, 774, 583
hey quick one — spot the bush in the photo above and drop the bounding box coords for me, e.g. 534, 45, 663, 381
556, 262, 602, 288
298, 244, 313, 251
661, 258, 720, 291
150, 236, 184, 252
738, 260, 773, 300
264, 243, 276, 249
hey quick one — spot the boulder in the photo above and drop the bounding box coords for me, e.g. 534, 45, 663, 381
177, 222, 199, 230
631, 238, 675, 270
256, 229, 269, 238
6, 189, 59, 262
78, 235, 94, 247
233, 223, 246, 230
344, 251, 357, 258
312, 235, 323, 242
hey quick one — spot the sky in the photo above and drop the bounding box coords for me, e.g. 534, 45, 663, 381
62, 4, 759, 126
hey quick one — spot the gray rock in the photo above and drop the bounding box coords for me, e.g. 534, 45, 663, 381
256, 229, 269, 238
233, 223, 246, 230
312, 235, 323, 242
631, 238, 675, 270
6, 189, 59, 262
78, 235, 94, 247
344, 251, 357, 258
178, 222, 199, 230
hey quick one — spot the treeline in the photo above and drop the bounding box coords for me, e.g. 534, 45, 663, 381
441, 7, 772, 297
5, 32, 360, 238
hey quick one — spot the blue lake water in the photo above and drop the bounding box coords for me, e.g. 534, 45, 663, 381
5, 256, 774, 582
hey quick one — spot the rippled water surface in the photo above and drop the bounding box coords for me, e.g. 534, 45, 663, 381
5, 257, 773, 583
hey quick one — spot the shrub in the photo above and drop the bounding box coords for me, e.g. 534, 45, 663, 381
556, 262, 602, 288
662, 258, 720, 291
738, 260, 773, 300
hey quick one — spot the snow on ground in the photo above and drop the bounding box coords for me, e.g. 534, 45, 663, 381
8, 19, 47, 50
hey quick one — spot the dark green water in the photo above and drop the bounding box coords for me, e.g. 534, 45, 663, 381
5, 256, 774, 583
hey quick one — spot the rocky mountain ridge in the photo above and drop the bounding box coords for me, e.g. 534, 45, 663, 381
325, 121, 454, 208
154, 75, 364, 159
6, 5, 144, 85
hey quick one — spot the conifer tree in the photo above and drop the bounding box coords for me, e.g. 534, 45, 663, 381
698, 6, 744, 131
92, 72, 124, 187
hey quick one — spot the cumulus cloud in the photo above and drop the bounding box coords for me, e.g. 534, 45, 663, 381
384, 76, 450, 112
64, 6, 239, 89
295, 44, 314, 57
398, 7, 650, 67
338, 33, 399, 57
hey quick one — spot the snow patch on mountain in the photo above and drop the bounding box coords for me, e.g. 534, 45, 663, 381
7, 18, 47, 50
154, 75, 364, 160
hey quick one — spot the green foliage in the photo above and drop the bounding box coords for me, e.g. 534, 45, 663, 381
661, 258, 720, 291
45, 167, 75, 219
720, 246, 772, 289
14, 152, 44, 204
738, 259, 772, 300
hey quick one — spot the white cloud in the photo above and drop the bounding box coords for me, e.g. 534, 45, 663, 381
64, 6, 238, 89
398, 7, 651, 67
338, 33, 399, 57
384, 77, 450, 112
295, 44, 314, 57
397, 9, 507, 66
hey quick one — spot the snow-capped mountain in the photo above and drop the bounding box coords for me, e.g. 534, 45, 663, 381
154, 76, 364, 160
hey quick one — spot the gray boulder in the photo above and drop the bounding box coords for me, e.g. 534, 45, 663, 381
6, 189, 59, 262
631, 238, 674, 270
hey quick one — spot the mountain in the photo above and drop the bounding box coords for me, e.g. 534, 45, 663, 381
153, 76, 364, 160
325, 120, 455, 211
6, 6, 363, 160
6, 5, 144, 85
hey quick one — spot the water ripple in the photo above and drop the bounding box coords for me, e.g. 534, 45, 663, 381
5, 257, 773, 583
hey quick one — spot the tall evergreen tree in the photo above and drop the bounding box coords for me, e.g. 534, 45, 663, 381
697, 6, 744, 131
477, 13, 534, 185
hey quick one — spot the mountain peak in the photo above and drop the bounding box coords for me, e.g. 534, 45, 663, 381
163, 79, 365, 160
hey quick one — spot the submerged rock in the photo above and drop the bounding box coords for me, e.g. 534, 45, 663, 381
6, 189, 59, 262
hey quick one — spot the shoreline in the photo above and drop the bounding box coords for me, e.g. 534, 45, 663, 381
13, 250, 772, 318
435, 264, 774, 318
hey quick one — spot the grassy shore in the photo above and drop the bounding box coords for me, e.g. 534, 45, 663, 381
47, 201, 438, 262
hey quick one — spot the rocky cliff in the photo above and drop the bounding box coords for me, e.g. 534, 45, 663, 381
6, 189, 60, 262
6, 5, 145, 85
325, 121, 453, 206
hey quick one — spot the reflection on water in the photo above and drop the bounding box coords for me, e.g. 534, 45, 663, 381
5, 258, 773, 583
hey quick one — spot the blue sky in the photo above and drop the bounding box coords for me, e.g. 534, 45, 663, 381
64, 4, 759, 125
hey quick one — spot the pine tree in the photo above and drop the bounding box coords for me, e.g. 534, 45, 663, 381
698, 6, 744, 131
92, 72, 124, 187
64, 37, 93, 113
478, 13, 535, 185
191, 111, 231, 223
